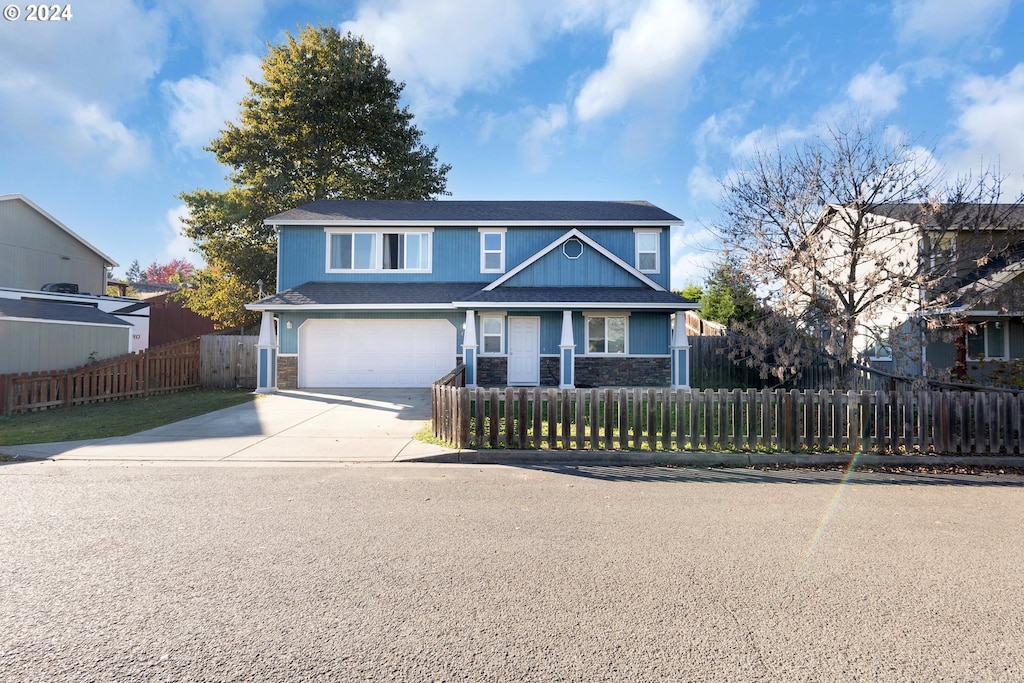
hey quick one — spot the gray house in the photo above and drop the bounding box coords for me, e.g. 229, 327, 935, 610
0, 194, 116, 293
0, 195, 139, 374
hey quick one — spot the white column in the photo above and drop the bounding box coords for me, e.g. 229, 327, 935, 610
255, 311, 278, 394
463, 309, 478, 388
670, 311, 690, 390
559, 310, 575, 389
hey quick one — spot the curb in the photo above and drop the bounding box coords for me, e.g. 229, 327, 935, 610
407, 449, 1024, 469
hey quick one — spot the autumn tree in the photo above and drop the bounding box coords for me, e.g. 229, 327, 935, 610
712, 122, 1023, 389
178, 25, 450, 328
145, 258, 195, 284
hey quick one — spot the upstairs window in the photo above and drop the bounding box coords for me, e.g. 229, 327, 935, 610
480, 229, 506, 273
327, 229, 431, 272
635, 230, 660, 273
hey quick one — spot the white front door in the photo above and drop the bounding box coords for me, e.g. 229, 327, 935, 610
507, 316, 540, 385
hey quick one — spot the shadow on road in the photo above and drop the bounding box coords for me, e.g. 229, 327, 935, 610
520, 464, 1024, 487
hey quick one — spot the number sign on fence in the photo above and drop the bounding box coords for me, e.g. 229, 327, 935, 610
432, 385, 1024, 456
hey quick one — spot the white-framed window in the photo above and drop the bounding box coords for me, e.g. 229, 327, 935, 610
967, 321, 1009, 360
585, 314, 628, 354
480, 314, 505, 354
326, 228, 432, 272
865, 327, 893, 361
480, 228, 506, 273
634, 229, 660, 273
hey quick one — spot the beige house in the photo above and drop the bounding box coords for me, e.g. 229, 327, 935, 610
0, 194, 116, 294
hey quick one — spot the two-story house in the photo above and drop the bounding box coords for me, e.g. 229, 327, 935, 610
248, 200, 698, 390
810, 202, 1024, 383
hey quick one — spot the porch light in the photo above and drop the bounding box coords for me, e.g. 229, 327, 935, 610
286, 321, 293, 329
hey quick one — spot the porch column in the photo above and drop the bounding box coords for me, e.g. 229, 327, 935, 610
463, 309, 478, 388
559, 310, 575, 389
255, 311, 278, 394
670, 311, 691, 390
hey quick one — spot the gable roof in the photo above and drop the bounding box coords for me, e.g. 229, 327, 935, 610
249, 282, 483, 310
485, 227, 664, 291
841, 202, 1024, 230
0, 298, 131, 326
455, 287, 696, 310
265, 199, 683, 226
247, 281, 696, 312
0, 194, 118, 267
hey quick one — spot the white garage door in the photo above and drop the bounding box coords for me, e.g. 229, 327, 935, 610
299, 318, 456, 388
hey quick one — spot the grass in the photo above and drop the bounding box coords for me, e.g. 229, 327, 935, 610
0, 389, 258, 446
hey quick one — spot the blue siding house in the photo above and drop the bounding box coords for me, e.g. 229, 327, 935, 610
248, 200, 697, 390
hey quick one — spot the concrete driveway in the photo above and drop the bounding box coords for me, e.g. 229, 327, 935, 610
3, 388, 457, 464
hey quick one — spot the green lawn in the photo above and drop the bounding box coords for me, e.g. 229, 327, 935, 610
0, 390, 258, 446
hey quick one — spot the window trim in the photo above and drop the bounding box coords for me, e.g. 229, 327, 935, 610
479, 228, 506, 274
479, 312, 506, 355
583, 312, 629, 355
634, 228, 661, 274
967, 321, 1009, 360
325, 227, 433, 273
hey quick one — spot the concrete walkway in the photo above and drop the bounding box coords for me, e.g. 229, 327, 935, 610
1, 388, 457, 464
3, 388, 1022, 470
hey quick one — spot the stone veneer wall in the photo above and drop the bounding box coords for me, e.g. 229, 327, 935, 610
278, 356, 298, 389
475, 356, 669, 387
574, 357, 670, 387
477, 356, 507, 386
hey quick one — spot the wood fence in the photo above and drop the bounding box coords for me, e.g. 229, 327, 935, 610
199, 335, 258, 389
0, 338, 201, 415
431, 385, 1024, 456
431, 364, 467, 446
689, 336, 904, 391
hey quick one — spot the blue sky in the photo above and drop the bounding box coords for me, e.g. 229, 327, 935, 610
2, 0, 1023, 290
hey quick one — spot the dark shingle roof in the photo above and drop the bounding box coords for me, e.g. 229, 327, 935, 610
459, 287, 697, 308
252, 282, 485, 307
0, 298, 131, 326
250, 282, 697, 310
869, 203, 1024, 229
265, 200, 682, 225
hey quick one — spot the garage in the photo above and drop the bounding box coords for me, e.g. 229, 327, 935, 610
299, 318, 456, 388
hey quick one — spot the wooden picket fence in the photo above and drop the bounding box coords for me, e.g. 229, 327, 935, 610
431, 385, 1024, 456
199, 334, 258, 389
0, 338, 201, 415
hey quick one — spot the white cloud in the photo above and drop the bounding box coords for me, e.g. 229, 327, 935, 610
164, 54, 263, 151
69, 104, 151, 173
846, 64, 906, 117
342, 0, 605, 117
0, 0, 165, 174
893, 0, 1011, 48
164, 204, 201, 264
574, 0, 752, 123
519, 105, 569, 173
947, 64, 1024, 196
687, 164, 722, 203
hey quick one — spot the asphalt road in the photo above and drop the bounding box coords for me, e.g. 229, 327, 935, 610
1, 461, 1022, 682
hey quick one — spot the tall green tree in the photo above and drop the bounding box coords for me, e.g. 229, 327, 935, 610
699, 259, 758, 327
179, 25, 451, 328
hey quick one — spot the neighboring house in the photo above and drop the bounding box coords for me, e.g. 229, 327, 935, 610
0, 195, 149, 370
812, 203, 1024, 383
0, 298, 131, 375
248, 200, 698, 390
0, 194, 115, 293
